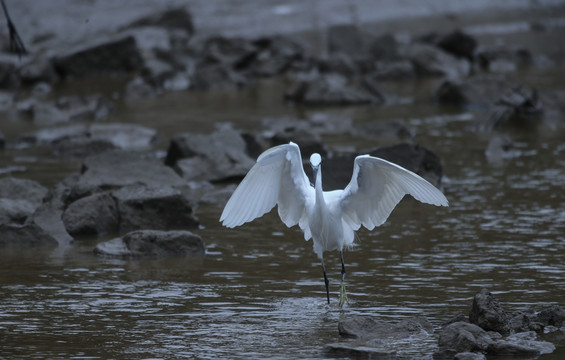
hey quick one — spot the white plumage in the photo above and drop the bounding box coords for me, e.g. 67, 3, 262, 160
220, 141, 448, 305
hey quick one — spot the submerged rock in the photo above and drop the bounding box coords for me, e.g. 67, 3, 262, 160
94, 229, 204, 258
399, 42, 470, 79
328, 315, 435, 358
0, 223, 58, 247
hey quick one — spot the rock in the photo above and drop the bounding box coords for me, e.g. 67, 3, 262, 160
53, 34, 144, 78
123, 7, 194, 35
369, 143, 445, 188
331, 315, 434, 358
369, 60, 416, 80
354, 119, 413, 141
327, 25, 372, 60
94, 229, 204, 258
537, 305, 565, 327
454, 352, 486, 360
18, 123, 157, 156
17, 55, 58, 85
252, 36, 304, 77
436, 321, 492, 357
436, 75, 514, 109
477, 46, 532, 73
0, 223, 58, 247
487, 331, 555, 357
285, 73, 381, 106
124, 75, 159, 99
469, 288, 511, 334
264, 126, 327, 159
30, 176, 76, 245
166, 127, 255, 182
112, 184, 198, 233
62, 192, 119, 236
0, 56, 20, 89
201, 36, 257, 68
369, 34, 400, 61
16, 94, 113, 125
77, 150, 186, 190
484, 135, 522, 163
436, 30, 478, 60
399, 42, 470, 79
0, 177, 48, 225
191, 62, 247, 90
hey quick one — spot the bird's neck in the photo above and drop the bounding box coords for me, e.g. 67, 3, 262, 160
314, 166, 325, 206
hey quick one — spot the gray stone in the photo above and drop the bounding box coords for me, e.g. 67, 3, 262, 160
399, 42, 470, 79
94, 229, 204, 258
436, 75, 514, 109
54, 34, 144, 78
166, 127, 255, 182
487, 331, 555, 357
0, 177, 48, 225
437, 321, 492, 355
469, 288, 511, 334
112, 184, 198, 233
285, 74, 381, 106
78, 150, 186, 190
62, 192, 119, 236
454, 352, 486, 360
0, 223, 58, 247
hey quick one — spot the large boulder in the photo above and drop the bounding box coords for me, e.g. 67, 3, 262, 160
53, 34, 144, 78
112, 184, 198, 233
94, 229, 204, 258
166, 127, 256, 182
436, 75, 515, 108
0, 177, 48, 225
77, 150, 186, 191
436, 321, 492, 357
469, 288, 511, 334
62, 192, 119, 236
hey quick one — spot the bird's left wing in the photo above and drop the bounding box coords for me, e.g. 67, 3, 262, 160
340, 155, 448, 231
220, 142, 313, 228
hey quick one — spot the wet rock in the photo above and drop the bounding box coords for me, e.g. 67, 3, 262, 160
0, 91, 14, 112
477, 46, 532, 73
0, 223, 58, 247
469, 288, 511, 334
370, 143, 445, 188
354, 119, 414, 141
0, 56, 20, 89
453, 352, 486, 360
436, 321, 492, 358
202, 36, 257, 68
125, 75, 159, 99
327, 25, 372, 59
399, 42, 470, 79
77, 150, 186, 191
0, 131, 4, 148
369, 60, 416, 80
264, 125, 327, 159
0, 177, 48, 225
369, 34, 400, 61
329, 315, 434, 358
537, 305, 565, 327
53, 34, 144, 78
252, 36, 304, 77
485, 134, 522, 163
30, 176, 75, 245
166, 127, 255, 182
479, 86, 543, 131
112, 184, 198, 233
436, 75, 514, 109
487, 331, 555, 357
16, 94, 113, 125
191, 62, 247, 90
62, 192, 119, 236
94, 229, 204, 258
285, 73, 381, 106
18, 123, 157, 156
123, 7, 194, 35
17, 55, 58, 85
436, 30, 478, 60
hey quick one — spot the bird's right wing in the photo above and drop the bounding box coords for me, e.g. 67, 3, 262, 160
339, 155, 448, 231
220, 142, 314, 229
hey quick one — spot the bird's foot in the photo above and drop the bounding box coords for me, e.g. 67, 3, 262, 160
338, 281, 349, 307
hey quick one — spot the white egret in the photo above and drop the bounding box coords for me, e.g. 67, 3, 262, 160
220, 142, 448, 306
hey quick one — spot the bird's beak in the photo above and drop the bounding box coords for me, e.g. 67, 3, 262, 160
312, 165, 319, 183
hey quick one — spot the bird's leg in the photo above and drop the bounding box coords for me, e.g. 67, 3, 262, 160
339, 251, 349, 307
321, 259, 330, 304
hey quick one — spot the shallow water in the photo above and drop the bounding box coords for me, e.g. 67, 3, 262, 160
2, 4, 565, 359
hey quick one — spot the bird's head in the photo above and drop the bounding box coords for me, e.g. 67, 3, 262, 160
310, 153, 321, 180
